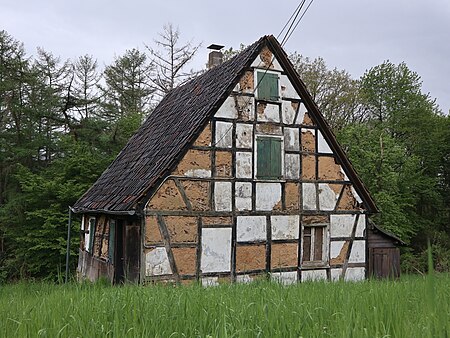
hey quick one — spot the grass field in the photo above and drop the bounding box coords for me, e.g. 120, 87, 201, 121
1, 274, 449, 337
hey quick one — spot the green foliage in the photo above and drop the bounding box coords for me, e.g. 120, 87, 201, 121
0, 27, 201, 281
337, 124, 422, 242
1, 30, 449, 282
290, 53, 365, 130
0, 276, 449, 336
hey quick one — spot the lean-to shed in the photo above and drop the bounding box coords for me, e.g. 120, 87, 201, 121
73, 35, 401, 284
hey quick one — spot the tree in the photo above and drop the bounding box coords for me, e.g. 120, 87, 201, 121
72, 54, 101, 120
100, 48, 154, 119
290, 53, 366, 130
339, 61, 450, 271
146, 23, 201, 100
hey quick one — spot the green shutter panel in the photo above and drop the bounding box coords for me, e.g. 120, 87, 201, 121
257, 71, 279, 101
257, 138, 270, 179
268, 73, 279, 101
108, 220, 116, 263
270, 138, 282, 178
257, 71, 269, 100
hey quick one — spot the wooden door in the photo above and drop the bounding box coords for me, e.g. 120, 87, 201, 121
369, 247, 400, 279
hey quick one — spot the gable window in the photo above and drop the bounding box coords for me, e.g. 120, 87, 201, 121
302, 225, 327, 264
256, 136, 282, 180
256, 71, 279, 101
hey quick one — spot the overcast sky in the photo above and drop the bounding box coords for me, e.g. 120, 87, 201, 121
1, 0, 449, 113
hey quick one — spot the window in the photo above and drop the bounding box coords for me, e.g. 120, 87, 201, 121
256, 71, 279, 101
302, 225, 327, 263
108, 220, 116, 263
87, 217, 96, 253
256, 137, 282, 180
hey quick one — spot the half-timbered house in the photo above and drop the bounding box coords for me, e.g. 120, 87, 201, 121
73, 35, 401, 284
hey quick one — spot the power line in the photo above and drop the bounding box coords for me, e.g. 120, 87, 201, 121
213, 0, 316, 146
283, 0, 315, 45
277, 1, 305, 40
279, 0, 307, 46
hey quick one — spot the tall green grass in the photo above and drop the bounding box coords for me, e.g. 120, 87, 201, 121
1, 275, 449, 337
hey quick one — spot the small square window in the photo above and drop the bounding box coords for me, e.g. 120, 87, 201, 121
302, 225, 327, 263
256, 71, 279, 101
256, 137, 282, 180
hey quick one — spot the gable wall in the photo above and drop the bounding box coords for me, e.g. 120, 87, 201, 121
144, 46, 368, 285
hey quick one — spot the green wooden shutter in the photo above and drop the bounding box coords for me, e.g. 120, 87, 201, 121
270, 138, 282, 178
108, 220, 116, 263
257, 71, 269, 100
257, 137, 282, 179
268, 73, 279, 101
257, 137, 270, 178
257, 71, 278, 101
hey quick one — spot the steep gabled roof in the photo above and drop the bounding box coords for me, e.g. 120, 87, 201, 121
73, 37, 265, 213
73, 35, 378, 214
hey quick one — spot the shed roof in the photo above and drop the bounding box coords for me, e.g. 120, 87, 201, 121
73, 35, 378, 214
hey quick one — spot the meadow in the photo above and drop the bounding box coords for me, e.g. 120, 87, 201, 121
1, 274, 449, 337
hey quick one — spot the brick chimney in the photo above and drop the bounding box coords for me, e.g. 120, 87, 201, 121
207, 44, 224, 69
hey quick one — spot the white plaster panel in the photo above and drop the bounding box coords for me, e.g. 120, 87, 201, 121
340, 167, 349, 181
302, 183, 317, 210
258, 103, 280, 122
215, 121, 232, 148
355, 215, 365, 237
237, 216, 266, 242
344, 267, 365, 282
251, 56, 283, 71
146, 248, 172, 276
330, 268, 343, 282
271, 271, 297, 285
236, 123, 253, 148
271, 215, 299, 240
282, 100, 297, 124
351, 186, 363, 204
317, 130, 333, 154
318, 183, 339, 211
256, 183, 282, 211
214, 181, 232, 211
301, 269, 327, 282
236, 152, 252, 178
295, 103, 307, 124
280, 74, 300, 99
330, 241, 346, 260
215, 96, 238, 119
236, 274, 253, 284
285, 154, 300, 179
349, 240, 366, 263
184, 169, 211, 178
202, 276, 219, 287
284, 127, 299, 151
201, 228, 232, 273
330, 215, 355, 238
235, 182, 252, 211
